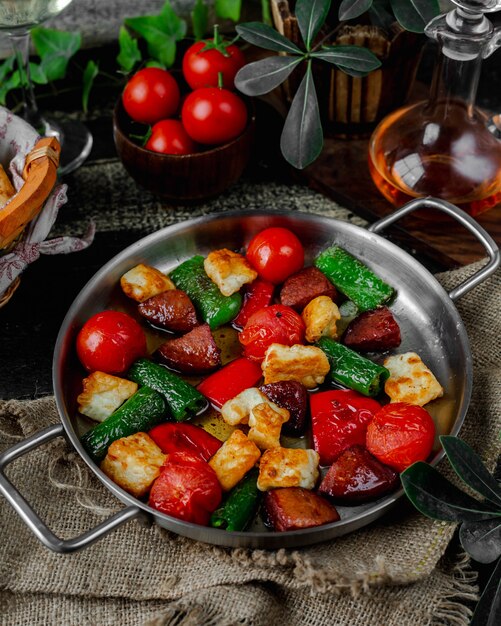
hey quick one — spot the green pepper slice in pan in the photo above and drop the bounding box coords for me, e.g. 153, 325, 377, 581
210, 470, 261, 532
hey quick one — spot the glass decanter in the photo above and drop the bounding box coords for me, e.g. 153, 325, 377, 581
368, 0, 501, 217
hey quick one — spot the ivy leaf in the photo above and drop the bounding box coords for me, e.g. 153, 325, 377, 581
389, 0, 440, 34
236, 22, 303, 54
401, 462, 501, 522
82, 60, 98, 114
0, 70, 20, 106
215, 0, 242, 22
235, 56, 303, 96
295, 0, 332, 51
470, 557, 501, 626
125, 1, 187, 67
311, 45, 381, 76
339, 0, 373, 21
191, 0, 208, 41
459, 518, 501, 564
280, 62, 323, 169
31, 27, 81, 81
441, 436, 501, 507
117, 26, 141, 73
29, 62, 48, 85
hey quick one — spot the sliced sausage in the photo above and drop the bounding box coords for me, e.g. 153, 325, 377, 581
343, 306, 401, 352
138, 289, 198, 333
262, 487, 340, 531
280, 267, 337, 312
259, 381, 308, 437
156, 324, 221, 374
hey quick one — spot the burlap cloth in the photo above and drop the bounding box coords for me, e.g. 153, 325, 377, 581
1, 168, 500, 625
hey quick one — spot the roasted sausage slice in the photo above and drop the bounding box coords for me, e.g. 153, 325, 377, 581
318, 445, 399, 503
259, 381, 308, 437
280, 267, 337, 312
138, 289, 198, 333
262, 487, 340, 531
156, 324, 221, 374
343, 306, 401, 352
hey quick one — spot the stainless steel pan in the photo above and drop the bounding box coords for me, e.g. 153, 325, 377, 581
0, 197, 499, 553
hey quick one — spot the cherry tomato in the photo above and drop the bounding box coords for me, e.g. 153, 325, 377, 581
148, 423, 222, 461
122, 68, 180, 125
366, 403, 436, 472
182, 40, 245, 90
76, 310, 147, 375
145, 119, 196, 155
246, 227, 305, 284
148, 452, 222, 525
239, 304, 305, 361
181, 87, 248, 145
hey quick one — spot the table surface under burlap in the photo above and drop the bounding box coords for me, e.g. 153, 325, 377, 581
1, 170, 501, 626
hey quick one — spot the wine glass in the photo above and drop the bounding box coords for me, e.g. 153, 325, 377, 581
0, 0, 92, 175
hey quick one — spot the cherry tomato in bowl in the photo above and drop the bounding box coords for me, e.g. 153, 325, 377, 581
145, 120, 197, 155
183, 38, 245, 90
122, 68, 180, 125
76, 310, 147, 375
246, 227, 305, 284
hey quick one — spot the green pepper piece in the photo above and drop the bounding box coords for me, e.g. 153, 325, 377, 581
128, 358, 208, 422
210, 470, 261, 532
316, 337, 389, 397
81, 386, 167, 463
170, 255, 242, 329
315, 245, 394, 312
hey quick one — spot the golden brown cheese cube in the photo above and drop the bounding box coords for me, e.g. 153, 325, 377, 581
221, 387, 289, 426
261, 343, 330, 389
209, 429, 261, 491
302, 296, 341, 343
257, 448, 320, 491
203, 249, 258, 297
100, 432, 166, 498
120, 263, 175, 302
384, 352, 444, 406
0, 164, 15, 207
77, 371, 138, 422
248, 403, 289, 450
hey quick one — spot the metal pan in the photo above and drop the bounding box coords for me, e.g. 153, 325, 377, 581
0, 197, 499, 553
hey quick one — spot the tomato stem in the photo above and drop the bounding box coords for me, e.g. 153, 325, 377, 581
218, 71, 224, 89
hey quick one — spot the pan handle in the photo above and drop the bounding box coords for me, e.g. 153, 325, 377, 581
0, 423, 144, 553
368, 197, 500, 301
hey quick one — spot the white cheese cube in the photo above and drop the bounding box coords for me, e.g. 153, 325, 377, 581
302, 296, 341, 343
221, 387, 289, 426
120, 263, 174, 302
209, 429, 261, 491
261, 343, 330, 389
257, 448, 320, 491
204, 249, 257, 296
77, 372, 138, 422
384, 352, 444, 406
248, 403, 289, 450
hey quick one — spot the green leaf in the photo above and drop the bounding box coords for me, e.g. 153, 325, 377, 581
0, 55, 15, 82
390, 0, 440, 34
236, 22, 304, 54
311, 45, 381, 76
401, 462, 501, 522
31, 27, 81, 81
125, 1, 187, 67
145, 60, 167, 69
460, 519, 501, 564
82, 60, 98, 114
29, 62, 48, 85
295, 0, 332, 50
117, 26, 141, 73
441, 436, 501, 507
191, 0, 209, 41
0, 70, 20, 106
215, 0, 242, 22
235, 56, 302, 96
369, 0, 395, 30
280, 62, 323, 169
470, 556, 501, 626
261, 0, 272, 25
339, 0, 373, 21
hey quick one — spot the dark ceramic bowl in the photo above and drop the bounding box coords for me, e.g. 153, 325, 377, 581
113, 99, 255, 202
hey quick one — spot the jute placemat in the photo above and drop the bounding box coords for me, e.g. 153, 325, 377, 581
1, 171, 500, 625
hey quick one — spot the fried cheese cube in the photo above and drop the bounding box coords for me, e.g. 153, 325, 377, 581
262, 343, 330, 389
302, 295, 341, 343
77, 371, 138, 422
248, 403, 289, 450
384, 352, 444, 406
221, 387, 289, 426
120, 263, 175, 302
204, 248, 258, 297
0, 164, 15, 207
100, 432, 166, 498
257, 447, 320, 491
209, 429, 261, 491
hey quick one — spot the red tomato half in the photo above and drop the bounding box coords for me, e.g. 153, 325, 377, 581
145, 119, 196, 155
246, 227, 304, 284
148, 423, 222, 461
76, 310, 147, 374
122, 68, 180, 125
183, 40, 245, 90
239, 304, 305, 361
366, 403, 436, 472
148, 452, 222, 525
181, 87, 248, 145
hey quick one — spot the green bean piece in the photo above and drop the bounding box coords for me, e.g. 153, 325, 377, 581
316, 337, 390, 397
210, 471, 261, 532
315, 245, 395, 312
170, 255, 242, 329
